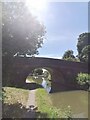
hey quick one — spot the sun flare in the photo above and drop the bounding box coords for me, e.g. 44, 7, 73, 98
25, 0, 47, 12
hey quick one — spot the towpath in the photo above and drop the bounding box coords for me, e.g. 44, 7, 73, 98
23, 89, 37, 118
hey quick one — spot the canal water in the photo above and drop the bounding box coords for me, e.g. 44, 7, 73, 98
49, 90, 88, 118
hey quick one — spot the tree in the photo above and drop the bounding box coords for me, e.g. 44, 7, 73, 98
33, 68, 43, 76
62, 50, 77, 61
77, 32, 90, 62
76, 73, 90, 91
2, 2, 46, 86
2, 2, 46, 57
80, 45, 90, 62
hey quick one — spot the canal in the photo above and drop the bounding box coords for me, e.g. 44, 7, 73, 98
49, 90, 88, 118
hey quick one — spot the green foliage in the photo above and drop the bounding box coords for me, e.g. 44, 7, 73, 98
63, 57, 80, 62
0, 88, 6, 101
43, 70, 49, 78
2, 2, 46, 86
80, 45, 90, 62
36, 88, 72, 118
33, 68, 43, 75
62, 50, 77, 61
2, 2, 46, 57
77, 32, 90, 62
62, 32, 90, 63
33, 68, 50, 78
76, 73, 90, 91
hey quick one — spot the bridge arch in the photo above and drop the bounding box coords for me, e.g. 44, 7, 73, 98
26, 67, 52, 83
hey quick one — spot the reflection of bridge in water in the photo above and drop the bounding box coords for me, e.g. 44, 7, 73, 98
4, 57, 88, 92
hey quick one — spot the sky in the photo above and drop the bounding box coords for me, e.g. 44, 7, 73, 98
26, 1, 88, 59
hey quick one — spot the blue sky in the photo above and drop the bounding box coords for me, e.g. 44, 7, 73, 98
33, 2, 88, 59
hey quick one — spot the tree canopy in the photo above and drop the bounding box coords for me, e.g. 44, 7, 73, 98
62, 50, 77, 61
2, 2, 46, 57
62, 32, 90, 62
77, 32, 90, 62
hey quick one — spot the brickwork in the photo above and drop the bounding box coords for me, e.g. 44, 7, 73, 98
3, 57, 88, 92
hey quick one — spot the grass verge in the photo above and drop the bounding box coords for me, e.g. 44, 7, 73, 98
3, 87, 29, 106
2, 87, 29, 118
36, 88, 72, 118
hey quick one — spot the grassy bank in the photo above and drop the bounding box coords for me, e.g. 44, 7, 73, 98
36, 88, 72, 118
3, 87, 29, 118
2, 87, 72, 118
3, 87, 29, 106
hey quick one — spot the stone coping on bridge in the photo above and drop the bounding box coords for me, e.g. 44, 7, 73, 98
12, 56, 87, 63
11, 56, 88, 68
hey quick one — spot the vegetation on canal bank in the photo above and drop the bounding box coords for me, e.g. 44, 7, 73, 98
2, 87, 29, 118
76, 73, 90, 91
3, 87, 29, 105
36, 88, 72, 118
3, 87, 72, 119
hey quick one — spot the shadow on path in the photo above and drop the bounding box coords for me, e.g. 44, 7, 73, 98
6, 83, 43, 91
2, 102, 48, 119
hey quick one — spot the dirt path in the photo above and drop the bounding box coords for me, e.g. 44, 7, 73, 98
23, 89, 37, 118
26, 89, 36, 108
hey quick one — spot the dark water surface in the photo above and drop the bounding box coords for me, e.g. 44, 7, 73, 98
49, 90, 88, 118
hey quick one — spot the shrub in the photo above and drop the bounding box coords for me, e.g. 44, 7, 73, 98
76, 73, 90, 90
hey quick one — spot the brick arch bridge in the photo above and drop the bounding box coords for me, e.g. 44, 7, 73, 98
5, 57, 88, 92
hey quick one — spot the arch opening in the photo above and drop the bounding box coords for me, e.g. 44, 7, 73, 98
25, 67, 52, 92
